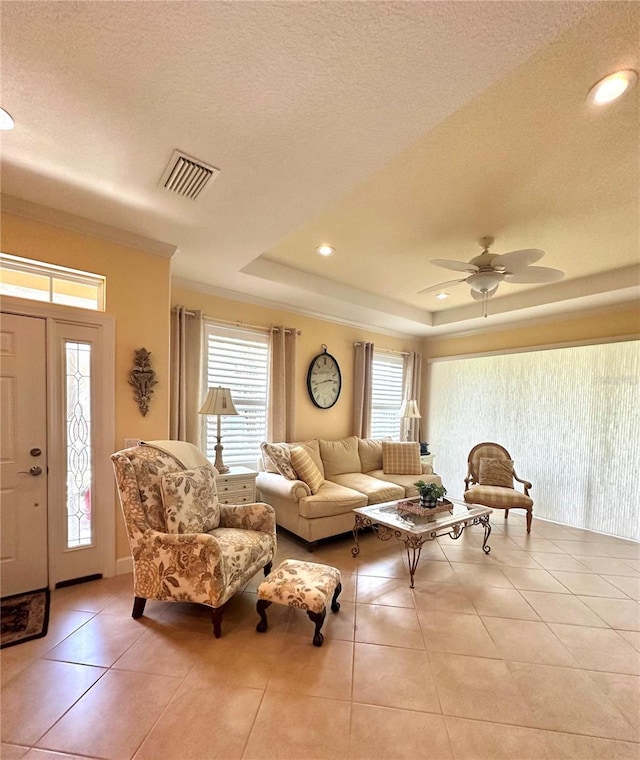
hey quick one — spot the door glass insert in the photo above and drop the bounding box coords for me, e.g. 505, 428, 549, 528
65, 341, 93, 548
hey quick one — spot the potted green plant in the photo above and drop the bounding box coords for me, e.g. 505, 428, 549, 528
414, 480, 447, 508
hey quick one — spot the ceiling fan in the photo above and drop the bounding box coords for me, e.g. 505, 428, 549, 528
419, 236, 565, 316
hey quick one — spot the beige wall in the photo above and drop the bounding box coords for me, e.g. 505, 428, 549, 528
422, 304, 640, 359
1, 211, 172, 558
172, 285, 422, 442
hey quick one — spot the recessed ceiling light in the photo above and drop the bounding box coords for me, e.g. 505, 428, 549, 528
316, 245, 334, 256
435, 292, 449, 300
0, 108, 15, 130
587, 70, 637, 105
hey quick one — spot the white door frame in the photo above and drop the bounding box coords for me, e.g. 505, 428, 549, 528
1, 295, 116, 586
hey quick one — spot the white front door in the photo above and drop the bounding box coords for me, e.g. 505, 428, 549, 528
0, 313, 48, 595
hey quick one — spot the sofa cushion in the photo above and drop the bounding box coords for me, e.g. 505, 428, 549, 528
479, 457, 514, 488
464, 484, 533, 509
161, 465, 220, 533
260, 442, 297, 480
382, 441, 421, 475
358, 438, 386, 473
287, 439, 325, 477
329, 473, 404, 505
368, 469, 441, 498
319, 436, 361, 478
290, 446, 324, 494
299, 481, 367, 519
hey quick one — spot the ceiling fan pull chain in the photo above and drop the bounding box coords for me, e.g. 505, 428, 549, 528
483, 292, 488, 318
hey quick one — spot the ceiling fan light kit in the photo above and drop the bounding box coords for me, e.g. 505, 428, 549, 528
420, 236, 566, 318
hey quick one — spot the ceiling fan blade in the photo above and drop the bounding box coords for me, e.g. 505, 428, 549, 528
491, 248, 545, 271
470, 284, 499, 300
504, 266, 565, 284
417, 278, 467, 295
430, 259, 479, 273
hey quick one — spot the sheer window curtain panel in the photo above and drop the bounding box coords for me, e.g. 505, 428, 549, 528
403, 351, 422, 442
170, 306, 204, 446
353, 341, 374, 438
268, 326, 297, 442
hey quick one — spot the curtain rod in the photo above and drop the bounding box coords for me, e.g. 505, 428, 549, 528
174, 308, 301, 335
354, 342, 410, 357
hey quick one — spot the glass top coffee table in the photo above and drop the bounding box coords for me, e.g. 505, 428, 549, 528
351, 497, 492, 588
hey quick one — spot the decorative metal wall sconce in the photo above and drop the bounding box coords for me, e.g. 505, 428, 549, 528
129, 347, 157, 416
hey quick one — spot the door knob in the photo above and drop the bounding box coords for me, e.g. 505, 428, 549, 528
18, 466, 43, 476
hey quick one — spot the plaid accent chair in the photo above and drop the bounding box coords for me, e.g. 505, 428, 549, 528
463, 442, 534, 533
111, 441, 276, 637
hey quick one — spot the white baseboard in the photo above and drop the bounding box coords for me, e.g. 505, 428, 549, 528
115, 556, 133, 576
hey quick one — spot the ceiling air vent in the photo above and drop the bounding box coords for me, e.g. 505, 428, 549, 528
159, 150, 220, 200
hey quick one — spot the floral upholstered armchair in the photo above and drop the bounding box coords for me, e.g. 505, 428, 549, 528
463, 442, 534, 533
111, 440, 276, 637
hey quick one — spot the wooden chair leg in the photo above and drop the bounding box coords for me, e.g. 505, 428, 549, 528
330, 582, 342, 613
307, 608, 326, 647
504, 509, 509, 519
132, 596, 146, 619
211, 603, 229, 638
526, 509, 533, 534
256, 599, 271, 633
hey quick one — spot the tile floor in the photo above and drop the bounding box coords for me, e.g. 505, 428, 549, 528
1, 513, 639, 760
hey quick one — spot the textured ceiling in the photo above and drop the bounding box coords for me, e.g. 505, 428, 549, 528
1, 1, 638, 336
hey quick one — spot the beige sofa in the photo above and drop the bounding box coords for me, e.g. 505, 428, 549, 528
256, 436, 441, 548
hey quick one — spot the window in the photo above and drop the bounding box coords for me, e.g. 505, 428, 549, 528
203, 323, 269, 468
370, 351, 404, 439
65, 341, 93, 548
0, 253, 105, 310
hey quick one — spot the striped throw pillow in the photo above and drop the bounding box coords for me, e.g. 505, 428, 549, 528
290, 446, 324, 494
382, 441, 421, 475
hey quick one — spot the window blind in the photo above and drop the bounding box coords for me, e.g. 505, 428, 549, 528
370, 352, 404, 440
204, 324, 269, 468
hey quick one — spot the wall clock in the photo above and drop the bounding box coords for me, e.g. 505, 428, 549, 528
307, 345, 342, 409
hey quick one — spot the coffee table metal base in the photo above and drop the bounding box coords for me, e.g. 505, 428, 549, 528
351, 512, 492, 589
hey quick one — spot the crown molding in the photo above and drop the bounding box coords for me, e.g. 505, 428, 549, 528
171, 276, 420, 340
1, 194, 177, 258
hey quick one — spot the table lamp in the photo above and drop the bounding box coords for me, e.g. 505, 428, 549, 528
399, 398, 421, 441
198, 386, 238, 474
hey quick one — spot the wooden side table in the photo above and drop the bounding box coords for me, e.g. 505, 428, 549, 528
215, 466, 257, 505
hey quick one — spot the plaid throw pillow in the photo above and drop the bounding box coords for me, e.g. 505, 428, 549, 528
161, 465, 220, 533
290, 446, 324, 494
479, 457, 514, 488
382, 441, 421, 475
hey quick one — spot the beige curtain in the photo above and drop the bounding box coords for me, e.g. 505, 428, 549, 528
170, 307, 204, 446
268, 326, 297, 442
353, 341, 374, 438
403, 351, 423, 442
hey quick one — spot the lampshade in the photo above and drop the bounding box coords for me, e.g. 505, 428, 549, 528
399, 399, 421, 419
198, 386, 239, 416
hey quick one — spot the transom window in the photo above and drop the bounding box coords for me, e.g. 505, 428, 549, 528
0, 253, 105, 311
203, 323, 269, 468
370, 351, 404, 440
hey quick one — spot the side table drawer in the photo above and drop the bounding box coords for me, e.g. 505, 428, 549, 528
216, 470, 257, 504
219, 493, 255, 505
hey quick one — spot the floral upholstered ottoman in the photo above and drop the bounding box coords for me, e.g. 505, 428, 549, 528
256, 559, 342, 647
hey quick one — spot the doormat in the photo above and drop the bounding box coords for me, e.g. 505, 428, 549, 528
1, 588, 50, 649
